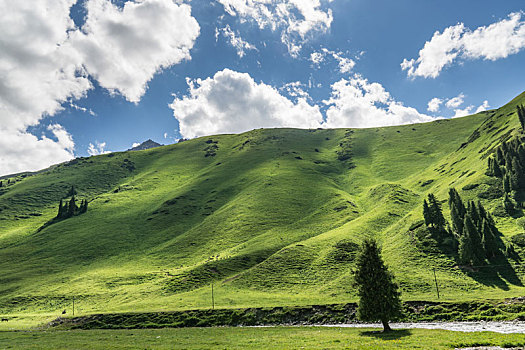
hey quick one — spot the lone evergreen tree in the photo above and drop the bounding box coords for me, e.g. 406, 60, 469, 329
353, 239, 402, 332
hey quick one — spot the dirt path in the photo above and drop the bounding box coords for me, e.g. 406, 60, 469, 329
325, 321, 525, 334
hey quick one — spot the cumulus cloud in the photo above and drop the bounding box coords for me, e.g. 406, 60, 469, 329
323, 75, 435, 128
427, 97, 443, 112
452, 106, 474, 118
169, 69, 323, 138
445, 93, 465, 109
430, 93, 488, 117
218, 0, 333, 56
476, 100, 490, 113
401, 12, 525, 78
217, 24, 257, 57
170, 70, 436, 137
324, 49, 355, 74
70, 0, 200, 103
87, 141, 109, 156
0, 125, 74, 175
0, 0, 199, 176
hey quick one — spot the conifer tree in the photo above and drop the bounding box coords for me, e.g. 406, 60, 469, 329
467, 201, 480, 228
459, 216, 483, 265
449, 202, 463, 235
353, 239, 402, 332
458, 233, 474, 265
80, 199, 88, 214
57, 199, 64, 218
482, 219, 499, 259
496, 148, 504, 165
68, 196, 77, 217
427, 193, 446, 230
67, 185, 77, 197
503, 173, 511, 193
503, 193, 515, 214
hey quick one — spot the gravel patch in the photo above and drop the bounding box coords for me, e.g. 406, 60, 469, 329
324, 321, 525, 334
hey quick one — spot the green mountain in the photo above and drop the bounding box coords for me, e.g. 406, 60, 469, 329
1, 92, 525, 318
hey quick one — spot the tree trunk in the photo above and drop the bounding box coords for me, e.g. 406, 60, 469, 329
381, 319, 392, 332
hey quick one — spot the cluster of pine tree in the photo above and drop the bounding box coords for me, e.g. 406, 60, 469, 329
422, 193, 458, 252
56, 196, 88, 219
486, 106, 525, 213
423, 194, 445, 229
422, 189, 504, 265
449, 189, 503, 265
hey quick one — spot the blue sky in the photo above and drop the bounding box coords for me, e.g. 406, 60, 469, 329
1, 0, 524, 175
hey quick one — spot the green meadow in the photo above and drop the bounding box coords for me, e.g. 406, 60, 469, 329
1, 91, 525, 329
0, 327, 524, 349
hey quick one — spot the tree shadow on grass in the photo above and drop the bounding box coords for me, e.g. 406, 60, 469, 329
359, 329, 412, 340
464, 256, 523, 290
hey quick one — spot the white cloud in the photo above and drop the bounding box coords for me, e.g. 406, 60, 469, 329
218, 0, 333, 56
310, 51, 325, 66
280, 81, 310, 100
445, 93, 465, 109
475, 100, 490, 113
427, 97, 443, 112
310, 48, 355, 73
0, 0, 91, 132
402, 12, 525, 78
169, 69, 323, 138
87, 141, 109, 156
170, 70, 436, 137
323, 75, 435, 128
327, 50, 355, 74
217, 24, 257, 58
0, 125, 74, 175
0, 0, 200, 176
452, 106, 474, 118
69, 103, 96, 116
70, 0, 200, 103
432, 94, 488, 117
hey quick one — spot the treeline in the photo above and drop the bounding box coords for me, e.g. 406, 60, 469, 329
56, 196, 88, 219
486, 105, 525, 213
55, 186, 88, 219
422, 189, 508, 265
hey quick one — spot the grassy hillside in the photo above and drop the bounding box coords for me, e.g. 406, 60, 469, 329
1, 92, 525, 323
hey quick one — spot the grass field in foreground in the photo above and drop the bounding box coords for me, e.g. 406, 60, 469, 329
0, 327, 524, 349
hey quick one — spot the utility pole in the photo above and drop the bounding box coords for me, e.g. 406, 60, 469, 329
211, 283, 215, 310
433, 268, 440, 299
72, 296, 75, 316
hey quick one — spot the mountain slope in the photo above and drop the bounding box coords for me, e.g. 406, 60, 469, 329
1, 91, 525, 317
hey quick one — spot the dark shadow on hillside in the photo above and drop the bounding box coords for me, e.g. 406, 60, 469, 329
360, 329, 412, 340
463, 257, 523, 289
